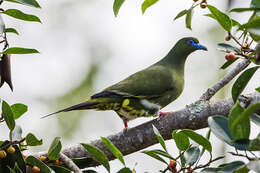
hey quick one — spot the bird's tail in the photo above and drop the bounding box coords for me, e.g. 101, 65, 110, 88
41, 101, 99, 119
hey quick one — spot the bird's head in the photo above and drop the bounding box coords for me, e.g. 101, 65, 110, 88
177, 37, 208, 53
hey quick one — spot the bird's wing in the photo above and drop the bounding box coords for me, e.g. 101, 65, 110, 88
96, 65, 174, 99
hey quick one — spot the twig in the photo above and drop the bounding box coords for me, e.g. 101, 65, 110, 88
200, 59, 251, 100
59, 153, 83, 173
229, 33, 244, 48
228, 152, 255, 161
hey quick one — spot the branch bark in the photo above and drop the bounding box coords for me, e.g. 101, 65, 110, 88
34, 92, 260, 167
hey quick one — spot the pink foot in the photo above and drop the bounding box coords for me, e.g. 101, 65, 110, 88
123, 121, 128, 131
157, 112, 172, 121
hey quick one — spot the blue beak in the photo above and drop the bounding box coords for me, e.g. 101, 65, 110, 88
194, 43, 208, 51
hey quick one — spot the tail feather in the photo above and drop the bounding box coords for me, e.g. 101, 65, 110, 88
41, 102, 99, 119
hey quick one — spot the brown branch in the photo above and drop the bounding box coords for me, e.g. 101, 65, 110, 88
200, 59, 251, 100
33, 92, 260, 168
59, 153, 82, 173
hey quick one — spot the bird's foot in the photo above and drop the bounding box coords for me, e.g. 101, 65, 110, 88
157, 112, 172, 121
123, 121, 128, 132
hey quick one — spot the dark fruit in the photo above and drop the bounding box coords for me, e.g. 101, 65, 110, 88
7, 146, 15, 154
200, 2, 207, 8
225, 52, 236, 61
0, 150, 7, 158
225, 35, 231, 41
32, 166, 40, 173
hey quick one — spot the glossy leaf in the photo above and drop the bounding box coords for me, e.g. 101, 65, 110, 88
247, 160, 260, 172
152, 125, 167, 152
26, 156, 51, 173
249, 133, 260, 150
180, 129, 212, 153
172, 130, 190, 151
2, 100, 15, 131
231, 103, 260, 139
25, 133, 42, 146
200, 129, 211, 157
207, 5, 232, 32
142, 150, 168, 165
228, 102, 249, 140
101, 137, 125, 166
208, 116, 233, 145
7, 166, 15, 173
221, 161, 245, 172
3, 47, 39, 54
5, 28, 19, 35
72, 157, 92, 169
233, 139, 249, 150
230, 7, 260, 12
242, 18, 260, 36
185, 9, 192, 30
3, 9, 41, 23
144, 149, 175, 160
251, 0, 260, 8
113, 0, 125, 17
201, 167, 222, 172
183, 146, 200, 166
141, 0, 159, 14
205, 13, 241, 27
11, 103, 27, 120
117, 167, 132, 173
5, 0, 41, 8
174, 9, 187, 20
10, 125, 22, 141
217, 43, 240, 52
48, 137, 62, 160
49, 165, 71, 173
256, 86, 260, 93
220, 58, 239, 69
232, 66, 259, 103
81, 143, 110, 172
13, 145, 26, 173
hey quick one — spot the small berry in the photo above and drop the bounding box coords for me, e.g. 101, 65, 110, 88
32, 166, 40, 173
225, 52, 236, 61
7, 146, 15, 154
187, 167, 193, 173
169, 160, 177, 168
225, 35, 231, 41
243, 43, 249, 48
40, 156, 47, 161
0, 150, 7, 159
200, 2, 207, 9
204, 165, 209, 168
56, 159, 63, 166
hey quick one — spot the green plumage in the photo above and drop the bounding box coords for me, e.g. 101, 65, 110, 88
43, 37, 207, 128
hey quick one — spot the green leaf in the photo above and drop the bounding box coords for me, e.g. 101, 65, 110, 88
172, 130, 190, 151
256, 86, 260, 93
113, 0, 125, 17
231, 103, 260, 140
101, 137, 125, 166
0, 14, 5, 35
81, 143, 110, 172
7, 166, 15, 173
142, 150, 168, 165
233, 139, 250, 150
25, 156, 51, 173
251, 0, 260, 8
3, 9, 41, 23
141, 0, 159, 14
49, 165, 71, 173
205, 13, 241, 27
232, 66, 260, 103
200, 129, 211, 157
11, 103, 27, 120
208, 116, 233, 145
83, 170, 98, 173
249, 133, 260, 150
183, 146, 200, 166
2, 100, 15, 131
10, 125, 22, 141
185, 9, 192, 30
5, 28, 19, 35
207, 5, 232, 32
221, 161, 245, 172
247, 160, 260, 172
25, 133, 42, 146
152, 125, 167, 152
3, 47, 40, 54
201, 167, 222, 172
48, 137, 62, 160
250, 114, 260, 126
218, 43, 240, 52
174, 9, 188, 20
228, 102, 249, 140
220, 58, 239, 70
143, 149, 175, 160
180, 129, 212, 153
5, 0, 41, 8
230, 7, 260, 12
13, 145, 26, 173
72, 157, 92, 169
241, 18, 260, 36
117, 167, 132, 173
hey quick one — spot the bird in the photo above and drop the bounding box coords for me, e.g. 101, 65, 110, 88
42, 37, 207, 130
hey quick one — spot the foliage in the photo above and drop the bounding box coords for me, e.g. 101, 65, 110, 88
0, 0, 260, 172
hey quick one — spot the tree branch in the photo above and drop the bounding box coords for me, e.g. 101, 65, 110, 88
59, 153, 82, 173
200, 59, 251, 100
33, 92, 260, 167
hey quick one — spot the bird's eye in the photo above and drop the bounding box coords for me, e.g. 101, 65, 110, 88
187, 40, 194, 46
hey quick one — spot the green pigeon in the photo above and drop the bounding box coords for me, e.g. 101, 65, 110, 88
42, 37, 207, 129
